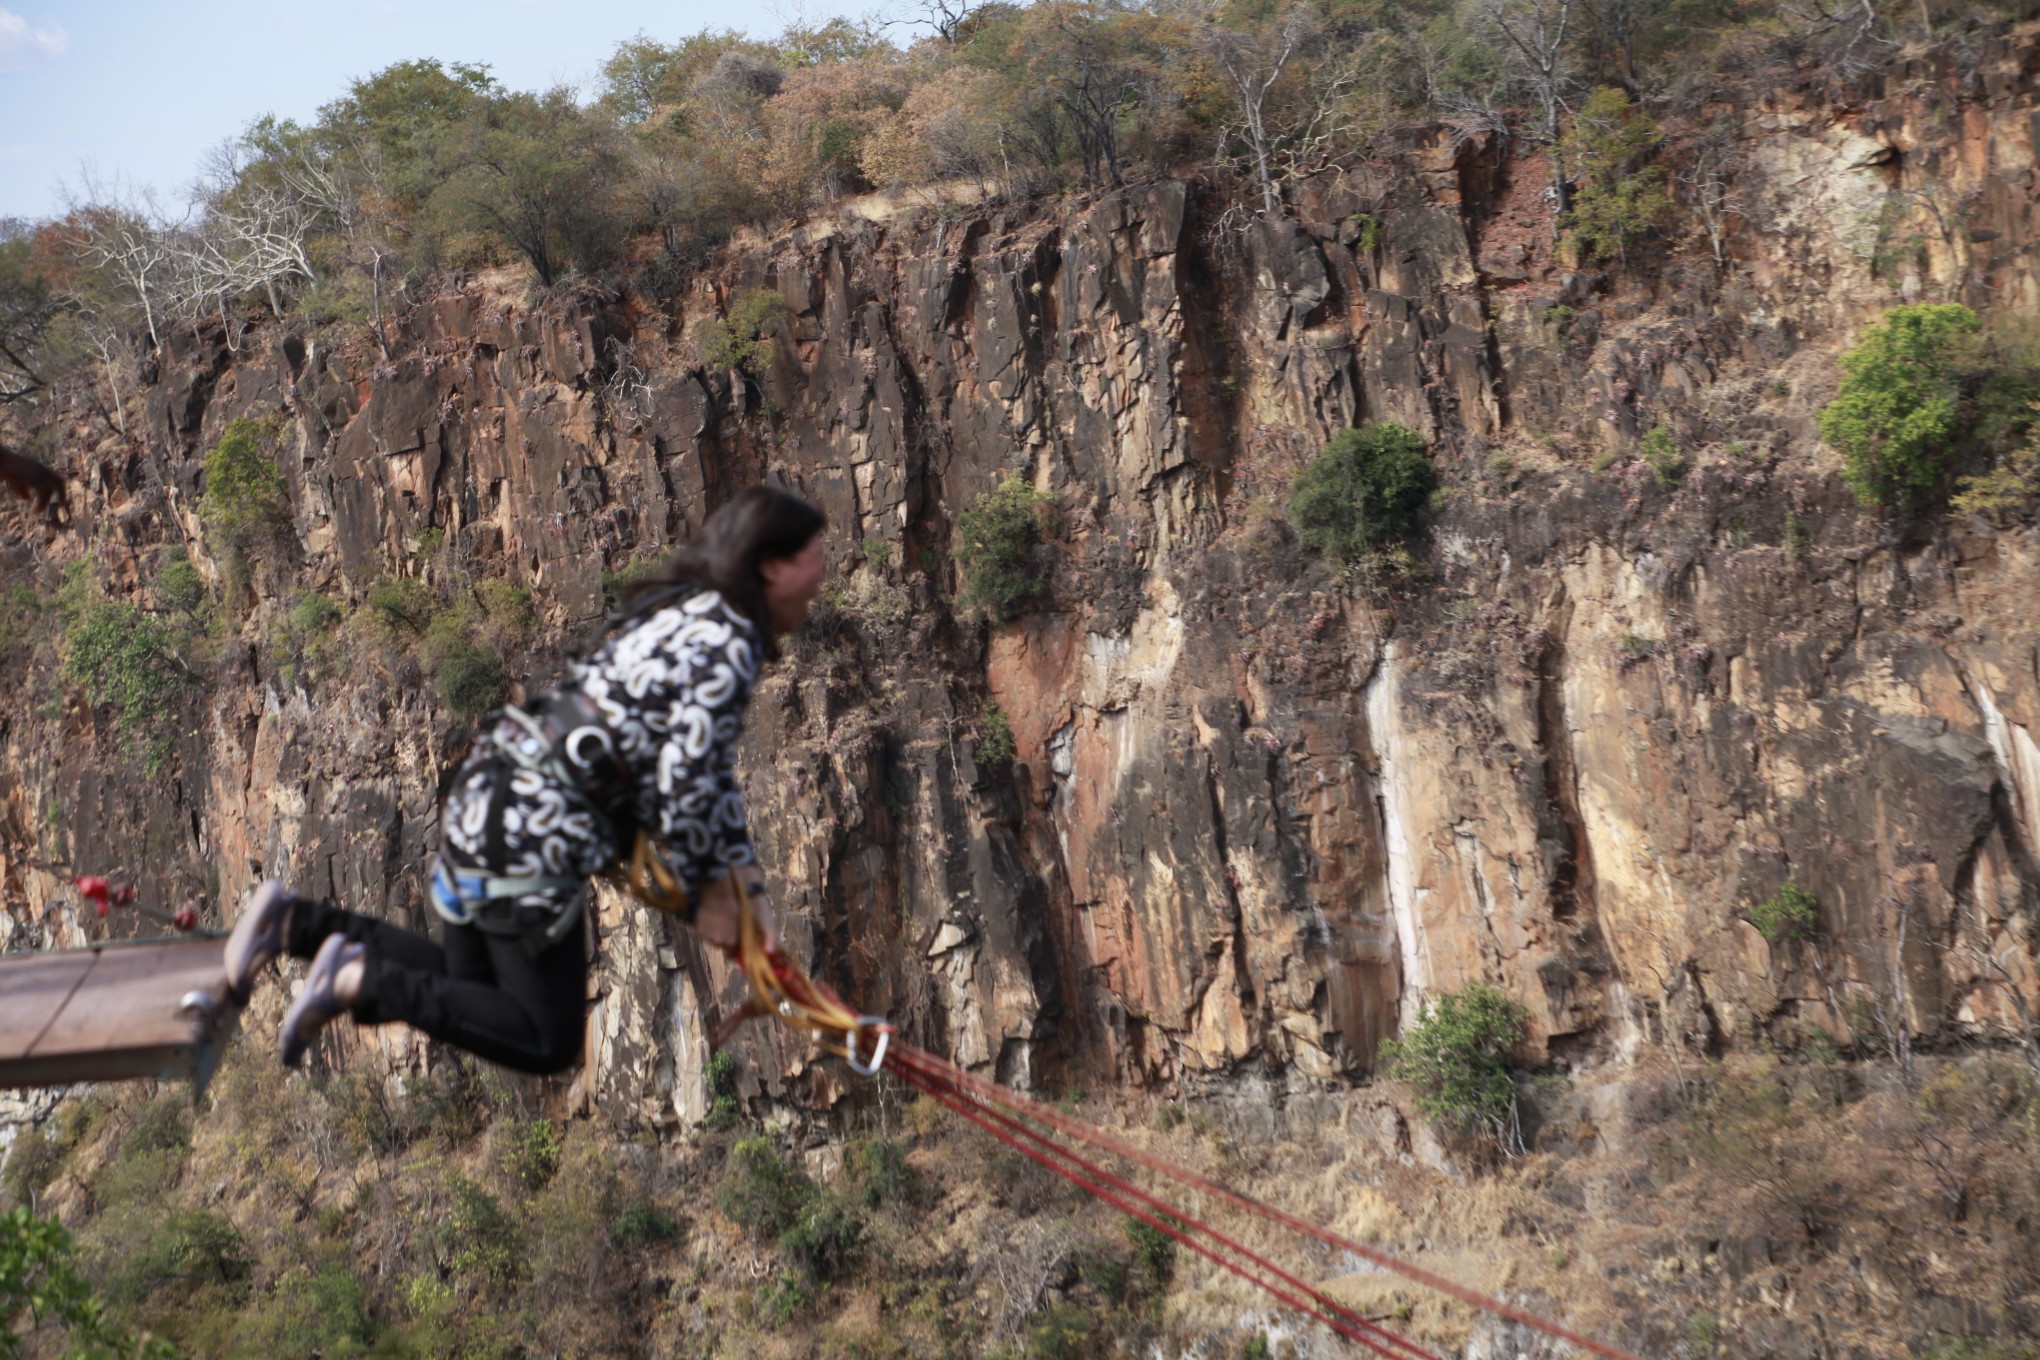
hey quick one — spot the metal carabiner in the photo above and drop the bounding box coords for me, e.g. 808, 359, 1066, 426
845, 1016, 891, 1078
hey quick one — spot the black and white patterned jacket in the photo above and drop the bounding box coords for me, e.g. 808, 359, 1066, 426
439, 589, 760, 909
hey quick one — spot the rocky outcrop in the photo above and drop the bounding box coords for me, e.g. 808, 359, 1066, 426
3, 24, 2039, 1129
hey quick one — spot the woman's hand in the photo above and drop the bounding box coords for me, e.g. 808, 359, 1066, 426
691, 868, 779, 958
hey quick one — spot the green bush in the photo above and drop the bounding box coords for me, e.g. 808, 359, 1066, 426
157, 549, 209, 624
755, 1270, 815, 1328
601, 555, 663, 612
443, 1174, 520, 1290
198, 415, 292, 590
225, 1264, 373, 1358
366, 577, 434, 638
956, 475, 1055, 620
1125, 1215, 1175, 1281
1025, 1301, 1095, 1360
1288, 423, 1435, 562
611, 1201, 681, 1252
716, 1136, 863, 1283
978, 706, 1016, 766
697, 288, 787, 373
124, 1211, 249, 1296
1076, 1243, 1128, 1302
477, 578, 537, 639
1559, 88, 1673, 262
372, 584, 507, 720
270, 592, 342, 688
848, 1137, 915, 1211
704, 1048, 741, 1130
1380, 982, 1530, 1154
718, 1137, 816, 1241
61, 594, 188, 775
1750, 882, 1819, 944
504, 1118, 562, 1193
776, 1195, 864, 1282
1640, 427, 1687, 486
1819, 303, 1981, 509
0, 1207, 180, 1359
432, 640, 506, 721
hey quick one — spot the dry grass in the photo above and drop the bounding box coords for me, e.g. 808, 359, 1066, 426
7, 1043, 2038, 1358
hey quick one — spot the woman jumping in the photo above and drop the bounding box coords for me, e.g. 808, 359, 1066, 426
222, 484, 828, 1072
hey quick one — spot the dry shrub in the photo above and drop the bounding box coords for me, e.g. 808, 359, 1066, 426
757, 59, 909, 210
861, 67, 1010, 192
1656, 1062, 1851, 1253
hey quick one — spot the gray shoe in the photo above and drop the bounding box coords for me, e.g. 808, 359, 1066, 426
224, 880, 296, 1005
279, 934, 363, 1069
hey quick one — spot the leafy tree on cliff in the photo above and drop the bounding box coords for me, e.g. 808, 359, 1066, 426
996, 0, 1177, 190
426, 89, 630, 286
1558, 86, 1672, 262
0, 223, 63, 401
1288, 422, 1435, 561
957, 475, 1056, 620
1380, 982, 1530, 1156
319, 58, 502, 210
199, 414, 293, 585
1819, 302, 1980, 510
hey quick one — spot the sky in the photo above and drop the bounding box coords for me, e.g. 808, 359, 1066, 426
0, 0, 874, 221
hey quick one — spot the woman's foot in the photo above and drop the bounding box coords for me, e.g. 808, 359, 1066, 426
224, 880, 297, 1005
279, 935, 366, 1068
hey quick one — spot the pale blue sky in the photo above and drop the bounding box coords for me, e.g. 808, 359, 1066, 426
0, 0, 875, 220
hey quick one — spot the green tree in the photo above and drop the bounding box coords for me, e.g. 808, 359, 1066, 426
1820, 303, 1981, 509
0, 222, 82, 407
155, 548, 209, 625
1001, 0, 1174, 189
198, 415, 293, 592
1, 1206, 181, 1359
695, 288, 786, 373
1750, 882, 1819, 944
62, 597, 187, 776
199, 417, 290, 536
428, 88, 630, 285
1559, 87, 1673, 262
1380, 982, 1530, 1153
319, 58, 501, 208
956, 475, 1056, 620
978, 706, 1017, 765
1287, 422, 1434, 560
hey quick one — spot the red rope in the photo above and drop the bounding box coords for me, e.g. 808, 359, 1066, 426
890, 1057, 1442, 1360
725, 926, 1637, 1360
884, 1042, 1642, 1360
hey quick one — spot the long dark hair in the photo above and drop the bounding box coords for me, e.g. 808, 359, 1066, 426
622, 484, 826, 658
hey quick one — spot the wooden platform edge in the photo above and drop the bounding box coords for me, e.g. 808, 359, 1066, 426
0, 936, 241, 1098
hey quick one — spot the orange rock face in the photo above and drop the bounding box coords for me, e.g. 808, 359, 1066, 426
5, 28, 2040, 1124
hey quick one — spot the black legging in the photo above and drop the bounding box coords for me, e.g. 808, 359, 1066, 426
286, 897, 588, 1075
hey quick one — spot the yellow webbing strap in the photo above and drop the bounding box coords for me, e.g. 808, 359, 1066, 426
608, 837, 890, 1076
610, 830, 692, 916
731, 871, 890, 1076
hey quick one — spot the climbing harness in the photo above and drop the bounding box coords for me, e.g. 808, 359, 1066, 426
709, 874, 1641, 1360
440, 687, 700, 948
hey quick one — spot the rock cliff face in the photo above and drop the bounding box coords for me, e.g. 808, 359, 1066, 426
4, 26, 2039, 1130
